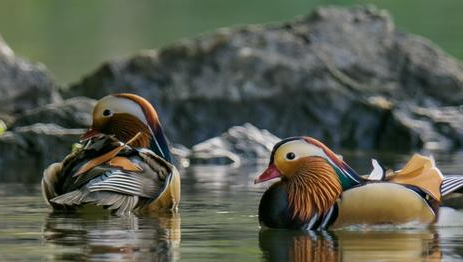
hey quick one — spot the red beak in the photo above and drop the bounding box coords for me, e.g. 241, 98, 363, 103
254, 164, 281, 184
81, 128, 101, 141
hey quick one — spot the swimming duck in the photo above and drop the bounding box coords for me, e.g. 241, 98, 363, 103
255, 136, 463, 229
42, 93, 180, 215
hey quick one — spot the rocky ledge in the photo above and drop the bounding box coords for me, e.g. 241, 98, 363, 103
61, 5, 463, 150
1, 5, 463, 182
0, 35, 60, 115
188, 123, 280, 166
0, 124, 83, 182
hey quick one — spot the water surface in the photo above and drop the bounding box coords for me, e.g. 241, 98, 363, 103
1, 152, 463, 261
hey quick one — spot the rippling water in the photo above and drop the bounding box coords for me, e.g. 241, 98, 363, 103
1, 151, 463, 262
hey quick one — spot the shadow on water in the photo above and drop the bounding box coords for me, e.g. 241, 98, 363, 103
259, 229, 442, 262
42, 212, 181, 262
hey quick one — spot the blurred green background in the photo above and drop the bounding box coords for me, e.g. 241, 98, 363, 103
0, 0, 462, 84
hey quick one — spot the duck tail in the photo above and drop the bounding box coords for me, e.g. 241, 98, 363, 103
51, 190, 86, 205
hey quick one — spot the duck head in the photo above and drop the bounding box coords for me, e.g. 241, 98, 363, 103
255, 137, 362, 220
82, 93, 172, 163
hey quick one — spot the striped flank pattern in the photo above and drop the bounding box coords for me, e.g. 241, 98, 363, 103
441, 176, 463, 196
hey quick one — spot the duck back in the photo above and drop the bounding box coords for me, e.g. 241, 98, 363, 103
42, 135, 180, 215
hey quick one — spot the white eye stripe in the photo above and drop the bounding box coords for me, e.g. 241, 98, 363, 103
278, 141, 325, 158
96, 96, 148, 125
275, 140, 333, 168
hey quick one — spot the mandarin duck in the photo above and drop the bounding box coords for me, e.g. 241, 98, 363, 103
42, 93, 180, 215
255, 136, 463, 230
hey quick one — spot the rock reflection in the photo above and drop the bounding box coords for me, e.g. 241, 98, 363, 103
43, 212, 180, 262
259, 229, 441, 262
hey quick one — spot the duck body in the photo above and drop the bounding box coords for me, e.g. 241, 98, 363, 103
259, 181, 436, 230
255, 137, 455, 230
42, 94, 180, 214
333, 183, 435, 228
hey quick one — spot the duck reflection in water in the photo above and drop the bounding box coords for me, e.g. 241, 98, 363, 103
43, 211, 180, 262
259, 229, 441, 262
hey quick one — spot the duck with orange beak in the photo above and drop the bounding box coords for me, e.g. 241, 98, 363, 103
42, 93, 180, 215
255, 136, 463, 229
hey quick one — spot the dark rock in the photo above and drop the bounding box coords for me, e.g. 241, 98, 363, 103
0, 124, 83, 183
0, 113, 14, 127
0, 34, 60, 115
62, 5, 463, 151
11, 97, 96, 129
442, 193, 463, 209
0, 122, 191, 183
189, 123, 280, 166
391, 106, 463, 150
0, 119, 6, 135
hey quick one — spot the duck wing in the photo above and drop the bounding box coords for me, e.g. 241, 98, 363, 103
377, 154, 443, 201
42, 135, 180, 214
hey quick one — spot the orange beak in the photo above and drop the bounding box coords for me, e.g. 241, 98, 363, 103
81, 128, 101, 141
254, 164, 281, 184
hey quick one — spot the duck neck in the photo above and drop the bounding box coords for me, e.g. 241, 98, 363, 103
286, 159, 342, 222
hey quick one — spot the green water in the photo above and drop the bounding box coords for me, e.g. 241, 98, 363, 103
0, 0, 462, 84
2, 152, 463, 261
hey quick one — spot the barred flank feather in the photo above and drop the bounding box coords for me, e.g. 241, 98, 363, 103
442, 176, 463, 196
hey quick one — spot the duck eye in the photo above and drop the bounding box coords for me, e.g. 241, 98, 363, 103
286, 152, 296, 160
102, 109, 112, 117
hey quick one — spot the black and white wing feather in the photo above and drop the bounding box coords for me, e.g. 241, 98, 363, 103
441, 176, 463, 197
